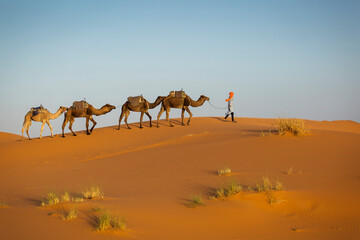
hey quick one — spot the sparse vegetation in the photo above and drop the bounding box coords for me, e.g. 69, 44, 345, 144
266, 192, 282, 205
260, 129, 273, 137
111, 216, 127, 230
97, 211, 112, 231
97, 210, 127, 231
82, 186, 104, 200
278, 118, 309, 136
41, 191, 61, 206
218, 165, 231, 176
62, 204, 78, 220
212, 179, 242, 200
286, 167, 302, 175
185, 194, 204, 208
0, 202, 8, 207
42, 186, 104, 207
256, 177, 284, 192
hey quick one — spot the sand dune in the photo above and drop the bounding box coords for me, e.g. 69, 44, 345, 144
0, 117, 359, 240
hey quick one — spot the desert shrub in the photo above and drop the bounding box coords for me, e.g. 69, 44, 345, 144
278, 118, 309, 136
111, 216, 127, 230
97, 211, 112, 231
97, 210, 127, 231
218, 166, 231, 176
266, 192, 282, 205
82, 186, 104, 200
256, 177, 284, 193
41, 191, 60, 206
212, 179, 242, 199
185, 194, 204, 208
62, 204, 78, 220
41, 191, 73, 206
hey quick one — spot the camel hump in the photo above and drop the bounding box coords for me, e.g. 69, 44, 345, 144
169, 90, 186, 98
127, 96, 144, 107
31, 105, 46, 117
72, 100, 89, 111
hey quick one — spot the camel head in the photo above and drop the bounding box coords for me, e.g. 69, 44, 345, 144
103, 104, 116, 111
200, 95, 210, 102
60, 106, 68, 113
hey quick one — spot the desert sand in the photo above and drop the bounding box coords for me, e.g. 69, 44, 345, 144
0, 117, 359, 240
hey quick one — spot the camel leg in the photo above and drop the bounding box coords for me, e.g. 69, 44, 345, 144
181, 108, 185, 126
118, 112, 124, 130
139, 112, 144, 129
46, 120, 54, 137
22, 121, 29, 139
166, 108, 173, 127
157, 105, 165, 128
145, 111, 152, 127
86, 116, 90, 135
25, 121, 32, 140
185, 106, 193, 125
69, 117, 77, 136
40, 120, 45, 139
124, 111, 131, 129
62, 115, 69, 137
89, 116, 97, 133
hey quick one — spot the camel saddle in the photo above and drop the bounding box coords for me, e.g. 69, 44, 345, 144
127, 96, 144, 107
73, 101, 89, 111
31, 105, 45, 117
169, 90, 186, 98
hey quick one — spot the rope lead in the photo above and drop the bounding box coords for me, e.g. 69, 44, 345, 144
207, 101, 227, 109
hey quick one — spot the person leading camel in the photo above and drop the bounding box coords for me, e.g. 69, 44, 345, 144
224, 92, 236, 122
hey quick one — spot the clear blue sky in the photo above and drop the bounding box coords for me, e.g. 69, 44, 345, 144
1, 0, 359, 136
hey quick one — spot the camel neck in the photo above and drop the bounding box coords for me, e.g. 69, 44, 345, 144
49, 108, 63, 120
92, 106, 111, 116
190, 96, 205, 107
148, 97, 162, 109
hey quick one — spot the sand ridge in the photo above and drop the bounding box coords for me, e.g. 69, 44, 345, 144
0, 117, 359, 239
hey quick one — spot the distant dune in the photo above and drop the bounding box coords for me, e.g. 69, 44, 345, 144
0, 117, 359, 240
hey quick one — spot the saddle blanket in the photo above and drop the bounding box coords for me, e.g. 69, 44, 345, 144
31, 106, 45, 117
127, 96, 144, 106
73, 101, 89, 111
169, 91, 186, 98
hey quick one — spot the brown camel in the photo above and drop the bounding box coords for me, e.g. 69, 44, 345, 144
157, 94, 210, 127
21, 106, 68, 140
118, 96, 167, 129
62, 103, 116, 137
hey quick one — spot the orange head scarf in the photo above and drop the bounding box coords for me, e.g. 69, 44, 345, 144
225, 92, 234, 102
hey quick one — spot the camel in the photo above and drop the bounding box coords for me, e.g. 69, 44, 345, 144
118, 96, 167, 129
21, 106, 68, 140
62, 103, 116, 137
157, 94, 210, 127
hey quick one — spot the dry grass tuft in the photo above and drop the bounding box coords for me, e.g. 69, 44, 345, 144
278, 118, 310, 136
286, 167, 302, 175
97, 210, 127, 231
82, 186, 104, 200
266, 192, 282, 205
185, 194, 204, 208
97, 211, 112, 231
260, 129, 273, 137
41, 191, 67, 206
212, 179, 242, 200
256, 177, 284, 193
62, 204, 78, 220
217, 165, 231, 176
111, 216, 127, 230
